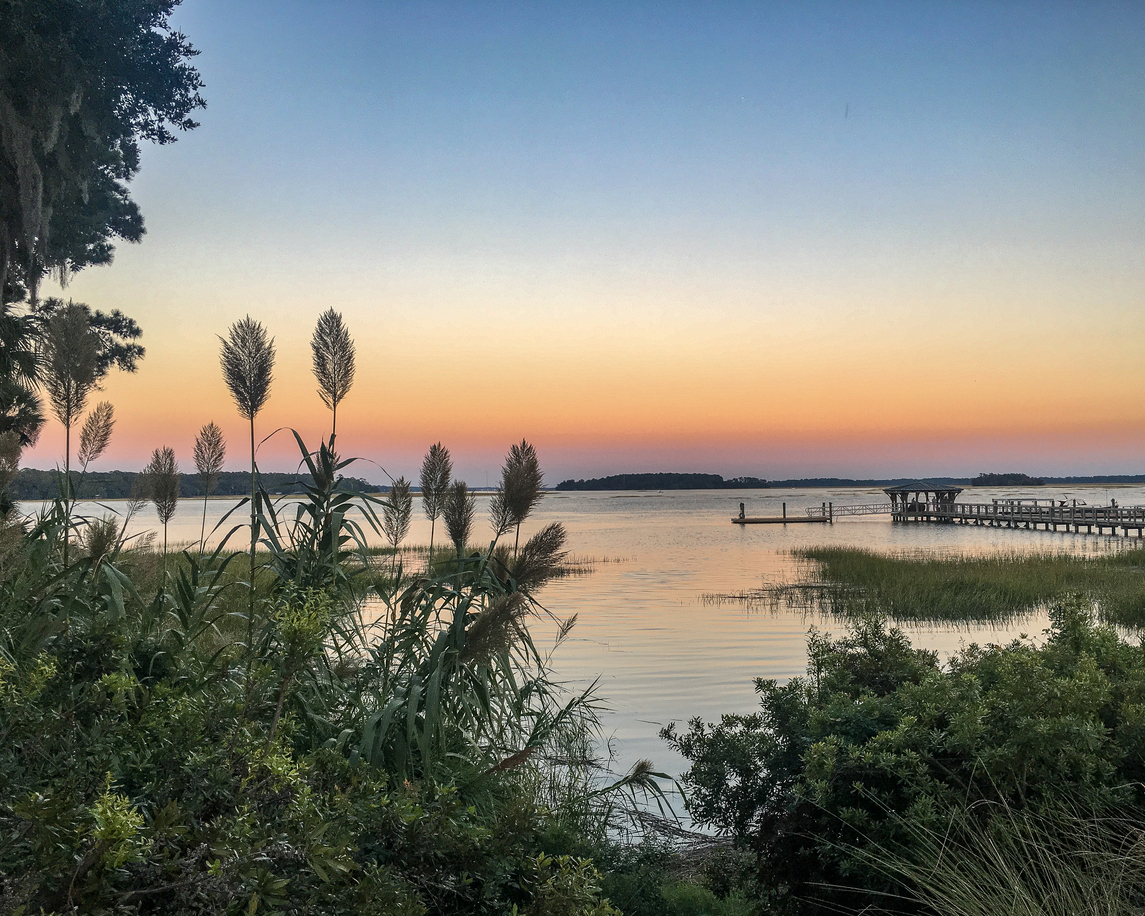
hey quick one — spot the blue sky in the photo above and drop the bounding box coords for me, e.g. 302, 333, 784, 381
34, 1, 1145, 481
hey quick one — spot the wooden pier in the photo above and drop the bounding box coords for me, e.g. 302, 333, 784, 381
817, 481, 1145, 537
893, 499, 1145, 536
735, 483, 1145, 537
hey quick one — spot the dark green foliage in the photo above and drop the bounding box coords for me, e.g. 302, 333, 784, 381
0, 305, 42, 445
0, 0, 205, 301
543, 839, 755, 916
666, 606, 1145, 914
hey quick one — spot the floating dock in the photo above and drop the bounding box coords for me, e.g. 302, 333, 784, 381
732, 515, 829, 525
732, 501, 832, 525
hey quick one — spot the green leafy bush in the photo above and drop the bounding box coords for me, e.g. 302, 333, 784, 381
665, 603, 1145, 915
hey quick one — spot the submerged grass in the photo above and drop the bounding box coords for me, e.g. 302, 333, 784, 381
792, 546, 1145, 627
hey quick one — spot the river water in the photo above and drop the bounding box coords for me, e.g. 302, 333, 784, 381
44, 483, 1145, 781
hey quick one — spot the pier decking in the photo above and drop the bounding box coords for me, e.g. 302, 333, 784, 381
891, 500, 1145, 536
793, 480, 1145, 537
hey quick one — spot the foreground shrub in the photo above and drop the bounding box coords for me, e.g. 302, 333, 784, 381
0, 438, 626, 915
665, 602, 1145, 914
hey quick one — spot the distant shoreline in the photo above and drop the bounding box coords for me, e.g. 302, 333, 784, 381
15, 468, 1145, 501
555, 473, 1145, 491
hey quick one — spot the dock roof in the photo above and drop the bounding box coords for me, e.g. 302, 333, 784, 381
882, 479, 964, 494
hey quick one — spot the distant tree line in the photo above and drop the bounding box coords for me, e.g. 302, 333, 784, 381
10, 469, 379, 501
555, 473, 769, 491
972, 472, 1045, 486
556, 472, 1145, 492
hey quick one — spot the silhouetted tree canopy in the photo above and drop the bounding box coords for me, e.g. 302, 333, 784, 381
972, 472, 1045, 486
8, 469, 379, 501
0, 0, 206, 304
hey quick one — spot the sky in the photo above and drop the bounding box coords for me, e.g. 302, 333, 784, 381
27, 0, 1145, 484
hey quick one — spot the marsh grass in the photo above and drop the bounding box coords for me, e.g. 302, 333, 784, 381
705, 546, 1145, 627
850, 802, 1145, 916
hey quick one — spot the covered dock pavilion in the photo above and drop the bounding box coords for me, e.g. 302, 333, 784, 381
883, 480, 964, 522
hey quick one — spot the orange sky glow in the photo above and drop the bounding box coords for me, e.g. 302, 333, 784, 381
19, 3, 1145, 484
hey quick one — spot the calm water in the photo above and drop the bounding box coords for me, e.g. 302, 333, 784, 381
42, 483, 1145, 779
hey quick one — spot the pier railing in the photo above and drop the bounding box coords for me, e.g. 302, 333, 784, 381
801, 500, 1145, 536
898, 501, 1145, 536
806, 503, 892, 518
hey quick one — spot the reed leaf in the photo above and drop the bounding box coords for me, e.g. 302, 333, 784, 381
851, 801, 1145, 916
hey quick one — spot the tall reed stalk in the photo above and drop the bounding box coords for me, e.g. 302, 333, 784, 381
146, 446, 179, 581
419, 442, 451, 557
40, 303, 99, 565
192, 421, 226, 554
310, 308, 354, 444
489, 439, 543, 556
382, 476, 412, 578
219, 317, 275, 651
444, 480, 475, 558
75, 401, 114, 487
